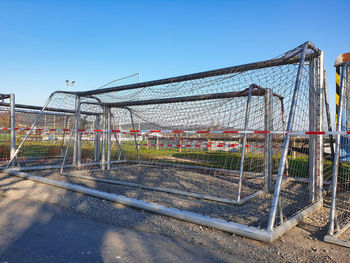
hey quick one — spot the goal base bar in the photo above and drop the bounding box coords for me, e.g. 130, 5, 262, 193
324, 221, 350, 248
324, 235, 350, 248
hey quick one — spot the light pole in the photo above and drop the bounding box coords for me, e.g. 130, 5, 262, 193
138, 72, 141, 131
65, 80, 75, 87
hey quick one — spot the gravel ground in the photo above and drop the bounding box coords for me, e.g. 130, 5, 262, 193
31, 168, 310, 228
0, 171, 349, 262
75, 165, 265, 199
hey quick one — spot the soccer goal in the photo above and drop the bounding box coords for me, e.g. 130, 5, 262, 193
325, 54, 350, 247
4, 41, 329, 242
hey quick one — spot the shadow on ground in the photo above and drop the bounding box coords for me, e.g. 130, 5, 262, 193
0, 172, 247, 263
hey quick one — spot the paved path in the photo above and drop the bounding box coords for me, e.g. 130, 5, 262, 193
0, 196, 240, 263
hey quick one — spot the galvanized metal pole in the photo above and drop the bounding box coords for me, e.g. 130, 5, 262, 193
280, 99, 289, 177
107, 107, 112, 170
60, 116, 70, 156
138, 72, 141, 132
264, 88, 273, 193
94, 115, 101, 162
101, 107, 107, 170
267, 43, 309, 231
129, 109, 141, 164
60, 128, 74, 173
9, 94, 16, 160
308, 58, 316, 203
317, 51, 324, 201
237, 84, 254, 202
73, 95, 81, 167
329, 63, 348, 235
112, 131, 124, 161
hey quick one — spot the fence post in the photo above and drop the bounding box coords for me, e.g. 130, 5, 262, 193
10, 94, 16, 160
107, 107, 111, 170
101, 106, 107, 170
329, 62, 349, 235
73, 95, 81, 167
94, 115, 101, 162
237, 84, 254, 202
309, 58, 316, 202
317, 51, 324, 201
264, 88, 273, 193
129, 109, 140, 164
267, 43, 309, 231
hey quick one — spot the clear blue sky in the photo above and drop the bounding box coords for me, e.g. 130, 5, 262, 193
1, 0, 349, 119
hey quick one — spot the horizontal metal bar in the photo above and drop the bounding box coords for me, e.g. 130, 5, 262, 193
0, 94, 11, 100
324, 235, 350, 248
85, 85, 283, 107
2, 160, 129, 172
0, 106, 73, 117
0, 102, 99, 116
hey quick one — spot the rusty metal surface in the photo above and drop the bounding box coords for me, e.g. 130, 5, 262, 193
335, 53, 350, 66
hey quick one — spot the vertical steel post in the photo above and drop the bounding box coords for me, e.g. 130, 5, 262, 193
112, 131, 124, 161
73, 95, 81, 167
329, 63, 348, 235
107, 107, 112, 170
237, 84, 254, 202
309, 58, 316, 202
60, 116, 70, 156
61, 128, 74, 173
94, 115, 101, 162
138, 72, 141, 132
9, 94, 16, 160
317, 51, 324, 201
101, 106, 107, 170
129, 109, 140, 164
280, 99, 289, 177
264, 88, 273, 193
267, 43, 309, 231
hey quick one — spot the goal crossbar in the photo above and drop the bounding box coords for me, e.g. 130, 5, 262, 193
80, 84, 284, 107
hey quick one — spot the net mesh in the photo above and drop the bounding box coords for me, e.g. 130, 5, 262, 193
0, 104, 75, 167
0, 104, 10, 166
328, 63, 350, 241
5, 43, 328, 230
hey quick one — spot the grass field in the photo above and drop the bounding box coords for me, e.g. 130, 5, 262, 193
0, 140, 338, 180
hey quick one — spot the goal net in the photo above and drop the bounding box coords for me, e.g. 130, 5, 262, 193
5, 41, 329, 241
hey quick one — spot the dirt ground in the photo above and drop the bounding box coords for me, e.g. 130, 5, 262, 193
0, 171, 349, 263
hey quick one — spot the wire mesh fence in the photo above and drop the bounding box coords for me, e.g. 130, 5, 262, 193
325, 62, 350, 247
0, 104, 11, 166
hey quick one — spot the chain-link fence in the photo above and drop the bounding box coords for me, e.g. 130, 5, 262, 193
325, 61, 350, 247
